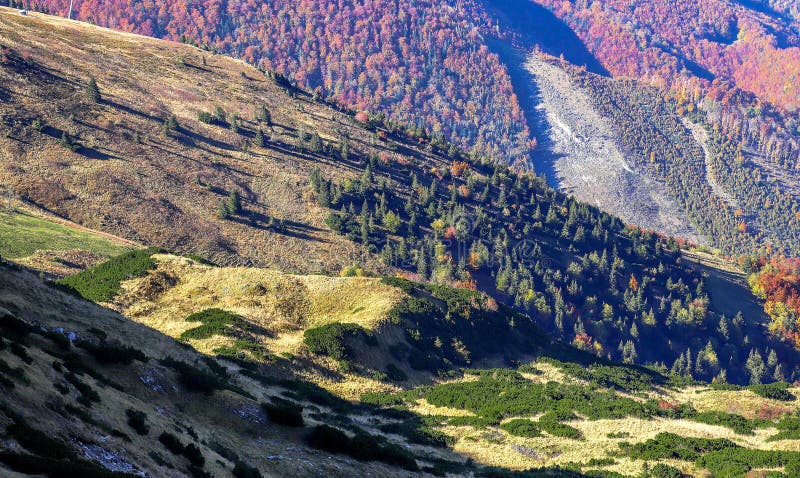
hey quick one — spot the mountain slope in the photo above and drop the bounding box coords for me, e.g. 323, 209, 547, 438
4, 258, 800, 477
1, 9, 799, 385
23, 0, 532, 164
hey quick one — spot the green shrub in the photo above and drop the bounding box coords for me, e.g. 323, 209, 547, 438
500, 419, 541, 437
7, 420, 74, 459
65, 372, 101, 406
302, 322, 364, 360
767, 416, 800, 442
690, 410, 756, 435
160, 357, 226, 395
378, 419, 454, 448
180, 308, 246, 341
159, 432, 185, 455
233, 461, 263, 478
539, 420, 582, 439
125, 409, 149, 435
0, 451, 140, 477
58, 248, 161, 302
0, 357, 28, 388
183, 443, 205, 467
748, 382, 795, 401
650, 463, 682, 478
423, 369, 660, 423
0, 312, 32, 340
621, 432, 738, 461
306, 425, 418, 470
262, 398, 304, 427
306, 425, 350, 453
9, 342, 32, 364
77, 340, 147, 364
187, 464, 211, 478
697, 448, 800, 477
359, 391, 405, 407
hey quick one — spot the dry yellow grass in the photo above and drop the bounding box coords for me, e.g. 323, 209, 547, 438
118, 254, 406, 356
668, 386, 800, 418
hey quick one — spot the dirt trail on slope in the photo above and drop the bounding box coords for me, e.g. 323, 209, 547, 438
681, 118, 739, 208
525, 55, 705, 244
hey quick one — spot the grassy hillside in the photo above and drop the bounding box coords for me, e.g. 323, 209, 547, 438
0, 7, 472, 273
5, 258, 800, 477
0, 208, 131, 260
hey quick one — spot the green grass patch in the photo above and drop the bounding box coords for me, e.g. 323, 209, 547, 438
0, 209, 132, 259
58, 248, 161, 302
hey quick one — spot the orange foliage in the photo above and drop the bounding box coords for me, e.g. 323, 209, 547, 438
450, 160, 470, 177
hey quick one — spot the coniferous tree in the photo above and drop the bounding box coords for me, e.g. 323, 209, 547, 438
746, 349, 766, 385
228, 189, 242, 215
254, 128, 266, 147
163, 115, 178, 136
86, 77, 101, 103
256, 104, 271, 125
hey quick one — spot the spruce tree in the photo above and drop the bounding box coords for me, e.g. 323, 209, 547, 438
228, 189, 242, 215
254, 128, 266, 147
86, 77, 101, 103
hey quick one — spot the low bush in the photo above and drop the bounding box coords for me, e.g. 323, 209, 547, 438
0, 357, 28, 388
159, 432, 185, 455
125, 409, 149, 435
500, 419, 541, 437
650, 463, 682, 478
262, 398, 304, 427
748, 382, 795, 401
183, 443, 205, 467
0, 312, 32, 340
160, 358, 226, 395
697, 448, 800, 477
767, 416, 800, 442
233, 461, 263, 478
423, 369, 662, 424
7, 420, 74, 459
378, 418, 454, 448
180, 309, 246, 341
65, 372, 101, 406
306, 425, 418, 470
539, 420, 582, 440
359, 391, 405, 406
302, 322, 364, 360
690, 410, 756, 435
10, 342, 32, 364
77, 340, 147, 365
621, 432, 739, 461
0, 451, 140, 477
58, 248, 161, 302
